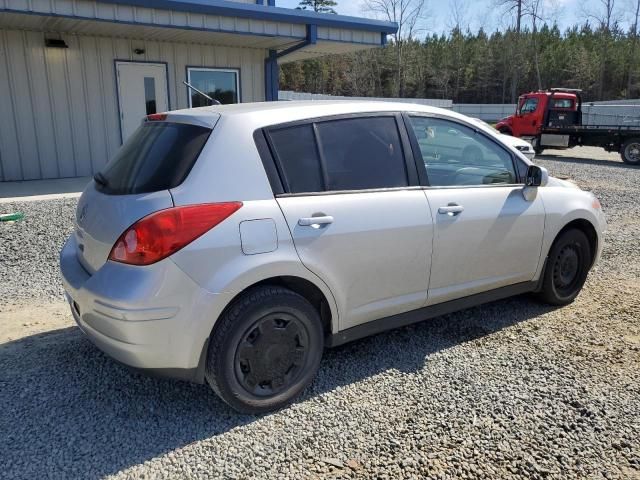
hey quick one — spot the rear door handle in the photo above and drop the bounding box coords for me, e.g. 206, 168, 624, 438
438, 204, 464, 216
298, 216, 334, 227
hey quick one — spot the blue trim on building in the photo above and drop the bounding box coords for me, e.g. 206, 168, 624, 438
89, 0, 397, 33
277, 24, 316, 59
267, 24, 317, 102
0, 8, 305, 42
265, 49, 278, 102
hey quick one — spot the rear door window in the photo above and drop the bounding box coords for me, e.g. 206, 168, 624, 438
315, 117, 408, 191
96, 122, 211, 195
267, 125, 324, 194
266, 116, 408, 194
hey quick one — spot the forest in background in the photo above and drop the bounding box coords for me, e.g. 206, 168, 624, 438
281, 1, 640, 103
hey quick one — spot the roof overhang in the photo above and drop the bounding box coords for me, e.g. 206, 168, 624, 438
0, 0, 397, 58
100, 0, 398, 33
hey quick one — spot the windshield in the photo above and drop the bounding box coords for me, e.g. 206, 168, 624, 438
95, 122, 211, 195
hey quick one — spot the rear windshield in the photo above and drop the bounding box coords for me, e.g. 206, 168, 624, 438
95, 122, 211, 195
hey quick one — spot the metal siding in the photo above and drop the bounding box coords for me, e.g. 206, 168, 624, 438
0, 26, 268, 180
27, 29, 60, 178
0, 30, 22, 181
1, 0, 397, 34
5, 30, 41, 180
64, 34, 93, 176
78, 35, 110, 174
43, 36, 76, 177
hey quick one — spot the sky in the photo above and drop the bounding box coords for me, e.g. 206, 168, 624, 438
276, 0, 637, 35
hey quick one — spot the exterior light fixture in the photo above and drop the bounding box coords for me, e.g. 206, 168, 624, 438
45, 38, 68, 48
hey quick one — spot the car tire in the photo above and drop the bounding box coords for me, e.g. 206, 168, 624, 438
205, 285, 324, 414
538, 229, 592, 306
621, 138, 640, 165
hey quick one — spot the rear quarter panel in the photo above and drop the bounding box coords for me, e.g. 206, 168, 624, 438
169, 118, 340, 334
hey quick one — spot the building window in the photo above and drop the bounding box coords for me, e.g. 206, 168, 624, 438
186, 68, 240, 107
143, 77, 157, 115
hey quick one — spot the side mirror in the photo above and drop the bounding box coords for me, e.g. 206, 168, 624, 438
525, 165, 549, 187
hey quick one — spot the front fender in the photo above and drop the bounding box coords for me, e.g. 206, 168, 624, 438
537, 187, 606, 279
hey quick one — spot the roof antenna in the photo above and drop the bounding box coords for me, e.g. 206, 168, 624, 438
183, 80, 221, 106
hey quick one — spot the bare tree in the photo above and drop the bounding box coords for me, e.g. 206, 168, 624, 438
495, 0, 524, 102
627, 0, 640, 97
584, 0, 620, 99
363, 0, 427, 97
523, 0, 545, 90
448, 0, 469, 31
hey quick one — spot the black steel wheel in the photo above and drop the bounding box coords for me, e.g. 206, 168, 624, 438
538, 229, 592, 306
621, 138, 640, 165
205, 285, 324, 414
234, 313, 310, 397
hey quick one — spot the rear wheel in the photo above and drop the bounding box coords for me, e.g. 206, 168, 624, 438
621, 138, 640, 165
205, 286, 324, 414
538, 229, 592, 306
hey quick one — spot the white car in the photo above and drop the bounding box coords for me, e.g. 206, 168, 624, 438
472, 118, 536, 160
60, 101, 605, 413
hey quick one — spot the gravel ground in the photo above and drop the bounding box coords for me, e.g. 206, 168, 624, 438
0, 148, 639, 479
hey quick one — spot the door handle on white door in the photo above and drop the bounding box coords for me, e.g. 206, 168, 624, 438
298, 216, 334, 227
438, 204, 464, 216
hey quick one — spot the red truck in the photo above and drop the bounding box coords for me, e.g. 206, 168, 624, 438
496, 88, 640, 165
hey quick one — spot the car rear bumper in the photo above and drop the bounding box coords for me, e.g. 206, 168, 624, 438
60, 234, 232, 383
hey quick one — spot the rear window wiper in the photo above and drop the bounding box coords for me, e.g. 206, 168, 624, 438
93, 172, 108, 187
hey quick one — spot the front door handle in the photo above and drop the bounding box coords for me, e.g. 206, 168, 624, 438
298, 216, 334, 227
438, 204, 464, 216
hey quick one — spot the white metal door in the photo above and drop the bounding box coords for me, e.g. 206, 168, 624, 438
116, 62, 168, 142
424, 186, 545, 305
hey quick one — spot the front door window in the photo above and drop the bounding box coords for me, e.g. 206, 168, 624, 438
519, 97, 539, 115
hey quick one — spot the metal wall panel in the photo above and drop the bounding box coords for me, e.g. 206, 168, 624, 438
3, 0, 306, 42
0, 29, 266, 181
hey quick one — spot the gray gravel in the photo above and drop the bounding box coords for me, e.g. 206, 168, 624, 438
0, 149, 639, 479
0, 197, 77, 305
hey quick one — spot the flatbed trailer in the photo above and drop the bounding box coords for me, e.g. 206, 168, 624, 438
496, 89, 640, 165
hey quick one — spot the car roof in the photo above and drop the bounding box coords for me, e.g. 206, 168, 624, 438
165, 100, 475, 129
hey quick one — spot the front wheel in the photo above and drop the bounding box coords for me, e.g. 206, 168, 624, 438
621, 138, 640, 165
537, 229, 592, 306
205, 286, 324, 414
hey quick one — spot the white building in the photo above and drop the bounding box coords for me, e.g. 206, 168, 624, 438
0, 0, 396, 181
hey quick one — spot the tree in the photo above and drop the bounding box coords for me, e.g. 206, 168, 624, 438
627, 0, 640, 97
296, 0, 338, 14
280, 18, 636, 103
495, 0, 524, 101
363, 0, 427, 97
584, 0, 620, 99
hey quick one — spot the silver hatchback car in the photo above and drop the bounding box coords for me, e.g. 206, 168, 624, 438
60, 101, 606, 413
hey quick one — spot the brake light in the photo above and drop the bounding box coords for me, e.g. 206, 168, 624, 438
146, 113, 167, 121
109, 203, 242, 265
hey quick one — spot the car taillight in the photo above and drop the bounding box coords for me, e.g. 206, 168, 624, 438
109, 202, 242, 266
146, 113, 167, 121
